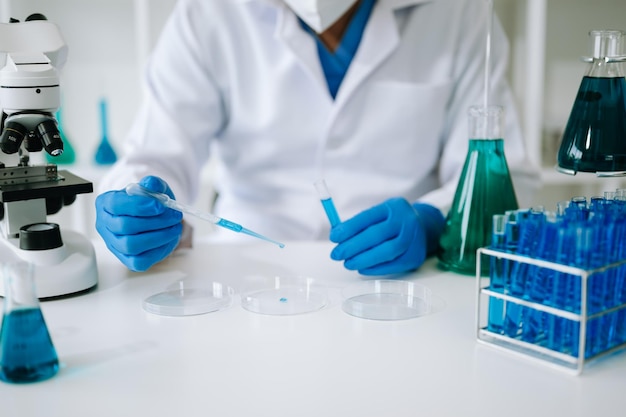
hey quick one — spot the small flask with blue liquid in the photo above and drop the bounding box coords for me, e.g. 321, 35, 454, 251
93, 98, 118, 165
0, 262, 59, 383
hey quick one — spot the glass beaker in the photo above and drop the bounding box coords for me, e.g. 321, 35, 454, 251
438, 105, 518, 275
557, 30, 626, 175
0, 261, 59, 383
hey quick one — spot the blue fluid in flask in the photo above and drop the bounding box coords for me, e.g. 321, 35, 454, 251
557, 76, 626, 173
0, 308, 59, 383
94, 98, 118, 165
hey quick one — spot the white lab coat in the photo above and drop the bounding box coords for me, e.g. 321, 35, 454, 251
100, 0, 539, 241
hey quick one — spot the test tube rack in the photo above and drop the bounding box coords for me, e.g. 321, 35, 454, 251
475, 247, 626, 375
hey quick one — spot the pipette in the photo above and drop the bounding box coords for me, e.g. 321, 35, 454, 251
125, 183, 285, 248
314, 179, 341, 227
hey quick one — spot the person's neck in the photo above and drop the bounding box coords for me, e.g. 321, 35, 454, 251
317, 1, 362, 52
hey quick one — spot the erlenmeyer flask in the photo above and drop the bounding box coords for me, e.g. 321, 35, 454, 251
0, 261, 59, 383
557, 30, 626, 176
438, 105, 518, 275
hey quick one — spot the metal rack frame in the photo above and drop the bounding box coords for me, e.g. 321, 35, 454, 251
475, 247, 626, 375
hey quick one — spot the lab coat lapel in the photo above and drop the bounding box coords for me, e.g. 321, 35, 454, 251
274, 3, 330, 96
333, 2, 399, 107
272, 0, 434, 107
333, 0, 433, 108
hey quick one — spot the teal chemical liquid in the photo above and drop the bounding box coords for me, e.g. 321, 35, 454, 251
558, 76, 626, 173
0, 308, 59, 383
438, 139, 518, 275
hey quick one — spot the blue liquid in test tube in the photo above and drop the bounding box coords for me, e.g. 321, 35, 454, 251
504, 208, 544, 338
314, 179, 341, 227
487, 214, 507, 333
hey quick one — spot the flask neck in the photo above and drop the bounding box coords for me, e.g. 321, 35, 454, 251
586, 59, 625, 78
2, 262, 39, 313
584, 30, 626, 78
468, 105, 505, 140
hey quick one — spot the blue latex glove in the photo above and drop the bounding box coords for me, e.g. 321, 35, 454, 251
95, 175, 183, 272
329, 198, 445, 275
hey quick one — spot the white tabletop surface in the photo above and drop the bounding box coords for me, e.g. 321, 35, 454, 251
1, 238, 625, 417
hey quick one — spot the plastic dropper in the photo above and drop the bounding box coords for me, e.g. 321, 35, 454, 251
125, 183, 285, 248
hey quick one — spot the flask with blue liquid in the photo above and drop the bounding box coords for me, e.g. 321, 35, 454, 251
0, 262, 59, 383
93, 98, 118, 165
557, 30, 626, 175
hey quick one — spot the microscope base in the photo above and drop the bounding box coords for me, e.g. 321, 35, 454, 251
0, 230, 98, 299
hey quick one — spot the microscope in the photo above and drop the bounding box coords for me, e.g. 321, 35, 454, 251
0, 14, 98, 298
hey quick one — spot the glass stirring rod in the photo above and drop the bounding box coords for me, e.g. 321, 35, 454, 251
314, 179, 341, 227
125, 183, 285, 248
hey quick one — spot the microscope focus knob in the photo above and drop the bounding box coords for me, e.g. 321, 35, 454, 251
19, 222, 63, 251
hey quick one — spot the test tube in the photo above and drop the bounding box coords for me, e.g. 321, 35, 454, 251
487, 214, 507, 333
314, 179, 341, 227
522, 211, 558, 344
503, 208, 544, 338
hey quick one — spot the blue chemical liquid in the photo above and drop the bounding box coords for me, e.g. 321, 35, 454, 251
521, 218, 558, 344
439, 139, 518, 275
557, 76, 626, 173
94, 99, 118, 165
321, 198, 341, 227
0, 308, 59, 383
94, 137, 117, 165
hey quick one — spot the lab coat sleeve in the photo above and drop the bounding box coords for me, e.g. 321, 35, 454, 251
416, 4, 540, 214
98, 0, 227, 205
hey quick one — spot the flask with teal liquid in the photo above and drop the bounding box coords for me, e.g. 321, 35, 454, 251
438, 105, 518, 275
557, 30, 626, 175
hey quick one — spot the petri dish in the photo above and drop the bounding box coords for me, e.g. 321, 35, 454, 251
142, 279, 235, 317
240, 275, 328, 316
341, 280, 432, 320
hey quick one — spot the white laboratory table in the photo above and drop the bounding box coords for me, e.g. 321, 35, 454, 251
1, 238, 625, 417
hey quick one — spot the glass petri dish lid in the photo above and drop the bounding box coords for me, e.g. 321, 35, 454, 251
341, 280, 432, 320
241, 275, 328, 316
142, 279, 235, 317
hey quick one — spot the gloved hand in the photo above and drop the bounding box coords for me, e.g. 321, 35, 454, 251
95, 175, 183, 272
329, 198, 445, 275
